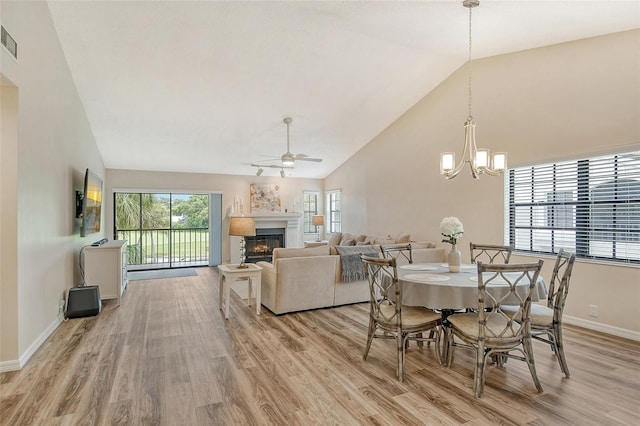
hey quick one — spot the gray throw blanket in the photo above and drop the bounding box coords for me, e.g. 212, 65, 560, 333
335, 245, 380, 282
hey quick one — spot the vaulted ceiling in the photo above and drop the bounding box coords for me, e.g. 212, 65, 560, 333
47, 1, 639, 178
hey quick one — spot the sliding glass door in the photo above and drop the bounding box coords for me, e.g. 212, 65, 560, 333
114, 192, 211, 270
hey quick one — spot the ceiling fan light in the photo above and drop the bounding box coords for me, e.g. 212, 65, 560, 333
281, 153, 295, 166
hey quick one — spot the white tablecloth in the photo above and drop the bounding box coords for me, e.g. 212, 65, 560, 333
397, 263, 547, 311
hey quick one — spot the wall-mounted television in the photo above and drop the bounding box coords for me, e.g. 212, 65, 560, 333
77, 168, 103, 237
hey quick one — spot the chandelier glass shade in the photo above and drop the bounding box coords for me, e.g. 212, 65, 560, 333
440, 0, 507, 179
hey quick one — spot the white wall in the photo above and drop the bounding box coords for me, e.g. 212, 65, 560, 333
105, 169, 323, 263
0, 1, 106, 369
1, 83, 19, 363
325, 30, 640, 336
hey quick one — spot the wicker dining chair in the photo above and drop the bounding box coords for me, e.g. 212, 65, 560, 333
381, 243, 413, 265
445, 260, 544, 398
502, 249, 576, 377
469, 243, 513, 264
360, 254, 442, 381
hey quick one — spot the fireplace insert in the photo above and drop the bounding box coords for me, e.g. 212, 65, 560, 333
244, 228, 285, 263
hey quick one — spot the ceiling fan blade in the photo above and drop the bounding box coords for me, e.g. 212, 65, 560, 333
250, 163, 293, 169
256, 157, 283, 164
295, 154, 323, 162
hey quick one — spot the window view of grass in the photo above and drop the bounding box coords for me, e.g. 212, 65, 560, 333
115, 193, 209, 267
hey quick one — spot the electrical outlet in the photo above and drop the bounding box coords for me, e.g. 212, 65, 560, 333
589, 304, 598, 318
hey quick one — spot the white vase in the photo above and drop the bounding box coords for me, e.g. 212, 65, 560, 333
448, 244, 461, 273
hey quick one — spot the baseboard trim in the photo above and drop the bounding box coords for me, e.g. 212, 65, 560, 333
0, 359, 21, 373
564, 315, 640, 341
0, 316, 62, 372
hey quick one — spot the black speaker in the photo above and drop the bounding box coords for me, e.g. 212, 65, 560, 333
66, 286, 102, 318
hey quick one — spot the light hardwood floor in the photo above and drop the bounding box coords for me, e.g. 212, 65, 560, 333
1, 267, 639, 425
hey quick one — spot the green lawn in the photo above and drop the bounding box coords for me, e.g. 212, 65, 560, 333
117, 229, 209, 265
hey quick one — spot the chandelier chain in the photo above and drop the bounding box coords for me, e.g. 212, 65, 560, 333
467, 4, 473, 120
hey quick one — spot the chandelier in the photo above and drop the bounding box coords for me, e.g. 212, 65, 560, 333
440, 0, 506, 179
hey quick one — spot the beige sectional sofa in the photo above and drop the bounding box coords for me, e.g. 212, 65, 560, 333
257, 240, 445, 315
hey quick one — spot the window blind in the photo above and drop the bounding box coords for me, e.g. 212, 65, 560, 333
507, 151, 640, 264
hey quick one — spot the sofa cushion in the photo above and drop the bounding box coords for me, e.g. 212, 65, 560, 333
327, 232, 342, 246
354, 234, 367, 243
410, 241, 436, 249
375, 236, 396, 245
272, 245, 331, 263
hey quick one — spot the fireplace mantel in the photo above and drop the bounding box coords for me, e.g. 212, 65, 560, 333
229, 212, 302, 264
247, 213, 301, 220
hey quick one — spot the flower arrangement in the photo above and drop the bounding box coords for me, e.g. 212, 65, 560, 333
440, 217, 464, 246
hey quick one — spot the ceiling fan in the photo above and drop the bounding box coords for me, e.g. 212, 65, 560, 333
259, 117, 323, 166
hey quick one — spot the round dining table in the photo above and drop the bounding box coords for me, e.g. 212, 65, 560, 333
397, 263, 547, 311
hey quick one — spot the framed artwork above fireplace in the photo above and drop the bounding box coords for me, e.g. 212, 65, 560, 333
250, 183, 281, 214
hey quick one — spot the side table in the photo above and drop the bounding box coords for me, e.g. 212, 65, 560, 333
217, 263, 262, 319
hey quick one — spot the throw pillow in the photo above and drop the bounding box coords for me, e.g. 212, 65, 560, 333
327, 232, 342, 246
340, 233, 355, 245
364, 235, 376, 245
395, 233, 411, 243
340, 238, 356, 246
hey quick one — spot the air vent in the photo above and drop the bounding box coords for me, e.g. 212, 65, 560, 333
1, 26, 17, 60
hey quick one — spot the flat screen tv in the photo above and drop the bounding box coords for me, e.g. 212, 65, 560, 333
79, 168, 103, 237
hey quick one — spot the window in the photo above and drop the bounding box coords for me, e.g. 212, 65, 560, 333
114, 192, 211, 268
302, 191, 319, 233
327, 190, 342, 233
507, 151, 640, 264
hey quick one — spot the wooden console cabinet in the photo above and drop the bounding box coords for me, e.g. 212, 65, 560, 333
83, 240, 128, 305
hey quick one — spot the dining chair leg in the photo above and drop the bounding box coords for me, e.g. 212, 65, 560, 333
523, 337, 544, 393
434, 326, 442, 365
363, 320, 376, 360
554, 324, 570, 377
445, 328, 455, 368
474, 342, 487, 398
398, 333, 406, 382
427, 329, 436, 347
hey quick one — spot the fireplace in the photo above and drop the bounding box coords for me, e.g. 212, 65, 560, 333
244, 228, 285, 263
229, 213, 301, 264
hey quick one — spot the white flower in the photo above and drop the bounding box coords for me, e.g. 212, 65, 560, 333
440, 217, 464, 245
